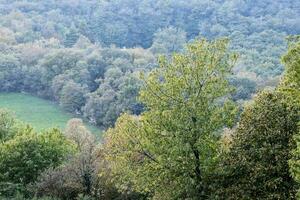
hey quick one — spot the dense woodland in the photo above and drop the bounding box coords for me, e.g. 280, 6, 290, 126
0, 0, 299, 199
0, 0, 299, 128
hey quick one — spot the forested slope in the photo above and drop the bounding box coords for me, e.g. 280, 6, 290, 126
0, 0, 299, 128
0, 1, 299, 198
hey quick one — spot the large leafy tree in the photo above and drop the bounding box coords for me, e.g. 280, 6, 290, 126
216, 36, 300, 200
215, 91, 299, 199
104, 39, 238, 199
283, 36, 300, 198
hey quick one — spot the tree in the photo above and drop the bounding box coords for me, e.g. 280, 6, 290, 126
282, 36, 300, 198
0, 54, 22, 92
290, 134, 300, 199
60, 81, 87, 113
104, 39, 238, 199
0, 109, 17, 143
279, 36, 300, 103
38, 49, 84, 92
35, 119, 127, 199
215, 36, 300, 200
0, 127, 74, 196
216, 90, 299, 199
36, 119, 98, 199
150, 27, 187, 55
83, 69, 143, 128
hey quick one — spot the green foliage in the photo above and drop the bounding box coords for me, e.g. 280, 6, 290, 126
290, 134, 300, 199
0, 126, 74, 196
39, 49, 84, 87
150, 27, 187, 55
0, 0, 298, 128
0, 54, 22, 91
60, 81, 87, 113
0, 1, 299, 198
84, 70, 144, 128
34, 118, 138, 200
34, 118, 97, 199
216, 35, 300, 200
216, 90, 299, 199
0, 38, 155, 128
0, 194, 60, 200
282, 35, 300, 199
0, 109, 17, 142
279, 35, 300, 102
104, 39, 238, 199
229, 77, 257, 101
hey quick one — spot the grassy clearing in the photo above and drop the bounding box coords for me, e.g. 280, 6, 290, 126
0, 93, 101, 136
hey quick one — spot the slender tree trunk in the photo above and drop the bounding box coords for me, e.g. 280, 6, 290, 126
191, 116, 203, 198
192, 146, 203, 197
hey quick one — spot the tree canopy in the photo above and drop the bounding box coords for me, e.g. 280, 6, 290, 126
104, 38, 238, 199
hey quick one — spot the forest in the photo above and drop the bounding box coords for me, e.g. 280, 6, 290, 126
0, 0, 299, 199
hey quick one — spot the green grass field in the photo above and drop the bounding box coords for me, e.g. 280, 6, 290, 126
0, 93, 102, 136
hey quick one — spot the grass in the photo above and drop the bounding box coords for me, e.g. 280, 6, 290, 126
0, 93, 102, 136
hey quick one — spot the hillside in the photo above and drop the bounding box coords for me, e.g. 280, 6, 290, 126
0, 0, 298, 129
0, 1, 299, 199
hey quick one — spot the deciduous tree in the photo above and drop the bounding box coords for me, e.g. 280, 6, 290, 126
215, 91, 299, 199
104, 39, 238, 199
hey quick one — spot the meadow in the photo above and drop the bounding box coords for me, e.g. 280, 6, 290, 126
0, 93, 101, 135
